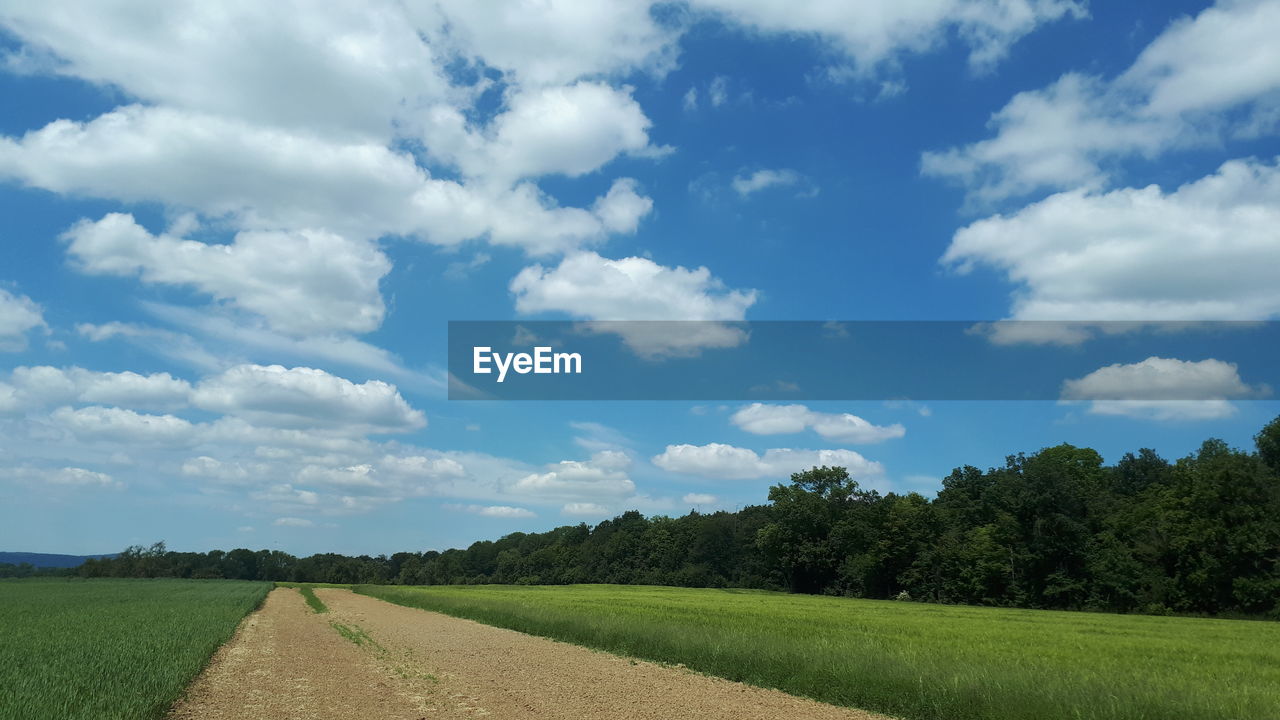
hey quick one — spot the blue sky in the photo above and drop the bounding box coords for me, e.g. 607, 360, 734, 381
1, 0, 1278, 556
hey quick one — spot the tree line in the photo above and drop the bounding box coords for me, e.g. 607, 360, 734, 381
63, 416, 1280, 618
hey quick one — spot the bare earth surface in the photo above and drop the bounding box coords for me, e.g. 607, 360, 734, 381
169, 587, 892, 720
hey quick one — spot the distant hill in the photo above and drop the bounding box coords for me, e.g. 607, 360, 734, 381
0, 552, 116, 568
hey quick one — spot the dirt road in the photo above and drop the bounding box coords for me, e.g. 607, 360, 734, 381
169, 587, 891, 720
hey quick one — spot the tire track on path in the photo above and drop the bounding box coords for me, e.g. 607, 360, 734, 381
167, 588, 432, 719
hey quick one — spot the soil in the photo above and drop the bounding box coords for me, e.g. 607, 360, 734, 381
168, 587, 892, 720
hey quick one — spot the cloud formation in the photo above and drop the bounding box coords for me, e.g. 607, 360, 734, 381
652, 442, 884, 481
923, 0, 1280, 202
730, 403, 905, 443
942, 158, 1280, 325
1060, 356, 1270, 420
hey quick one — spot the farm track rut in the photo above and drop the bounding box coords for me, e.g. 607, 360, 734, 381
169, 587, 892, 720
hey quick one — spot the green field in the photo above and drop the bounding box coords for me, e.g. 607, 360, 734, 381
358, 583, 1280, 720
0, 578, 269, 720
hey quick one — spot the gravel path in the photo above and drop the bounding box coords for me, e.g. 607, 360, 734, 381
169, 587, 892, 720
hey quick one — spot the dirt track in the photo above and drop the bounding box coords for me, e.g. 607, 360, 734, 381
169, 587, 891, 720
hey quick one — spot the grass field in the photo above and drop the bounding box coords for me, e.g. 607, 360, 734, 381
0, 578, 269, 720
357, 583, 1280, 720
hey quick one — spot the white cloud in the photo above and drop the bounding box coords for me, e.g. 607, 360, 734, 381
923, 0, 1280, 202
447, 504, 537, 519
1122, 0, 1280, 120
730, 403, 905, 443
0, 382, 20, 413
0, 96, 655, 259
0, 288, 45, 351
75, 321, 147, 343
478, 505, 536, 518
708, 75, 729, 107
63, 213, 389, 337
512, 451, 636, 501
50, 405, 195, 445
181, 456, 254, 483
1083, 400, 1240, 422
0, 465, 122, 489
690, 0, 1085, 75
419, 0, 681, 86
138, 304, 441, 392
191, 364, 424, 433
1, 366, 652, 520
379, 455, 467, 479
511, 251, 758, 356
942, 157, 1280, 324
561, 502, 610, 516
570, 421, 631, 454
1060, 356, 1268, 421
682, 492, 717, 505
592, 178, 655, 234
53, 468, 118, 488
6, 366, 192, 411
273, 517, 314, 528
683, 87, 699, 111
731, 168, 803, 196
444, 82, 660, 182
1062, 356, 1265, 401
0, 2, 450, 140
256, 484, 321, 508
3, 106, 432, 237
74, 321, 225, 372
652, 442, 884, 480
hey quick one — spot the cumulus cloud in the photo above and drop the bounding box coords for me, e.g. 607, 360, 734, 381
418, 0, 681, 86
512, 251, 757, 321
0, 465, 122, 489
50, 406, 196, 445
441, 83, 661, 182
652, 442, 884, 480
0, 288, 45, 351
591, 178, 655, 234
511, 251, 757, 356
273, 517, 314, 528
62, 213, 390, 337
191, 364, 424, 433
682, 492, 717, 505
730, 403, 905, 443
691, 0, 1084, 75
1060, 356, 1269, 420
942, 157, 1280, 327
181, 456, 255, 483
561, 502, 610, 516
0, 67, 657, 261
5, 366, 191, 411
3, 107, 426, 237
2, 368, 653, 522
379, 455, 467, 479
512, 451, 636, 501
923, 0, 1280, 202
0, 2, 450, 139
731, 168, 804, 196
447, 504, 537, 519
47, 467, 120, 487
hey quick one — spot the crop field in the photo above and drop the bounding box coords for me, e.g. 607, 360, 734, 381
357, 583, 1280, 720
0, 578, 269, 720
